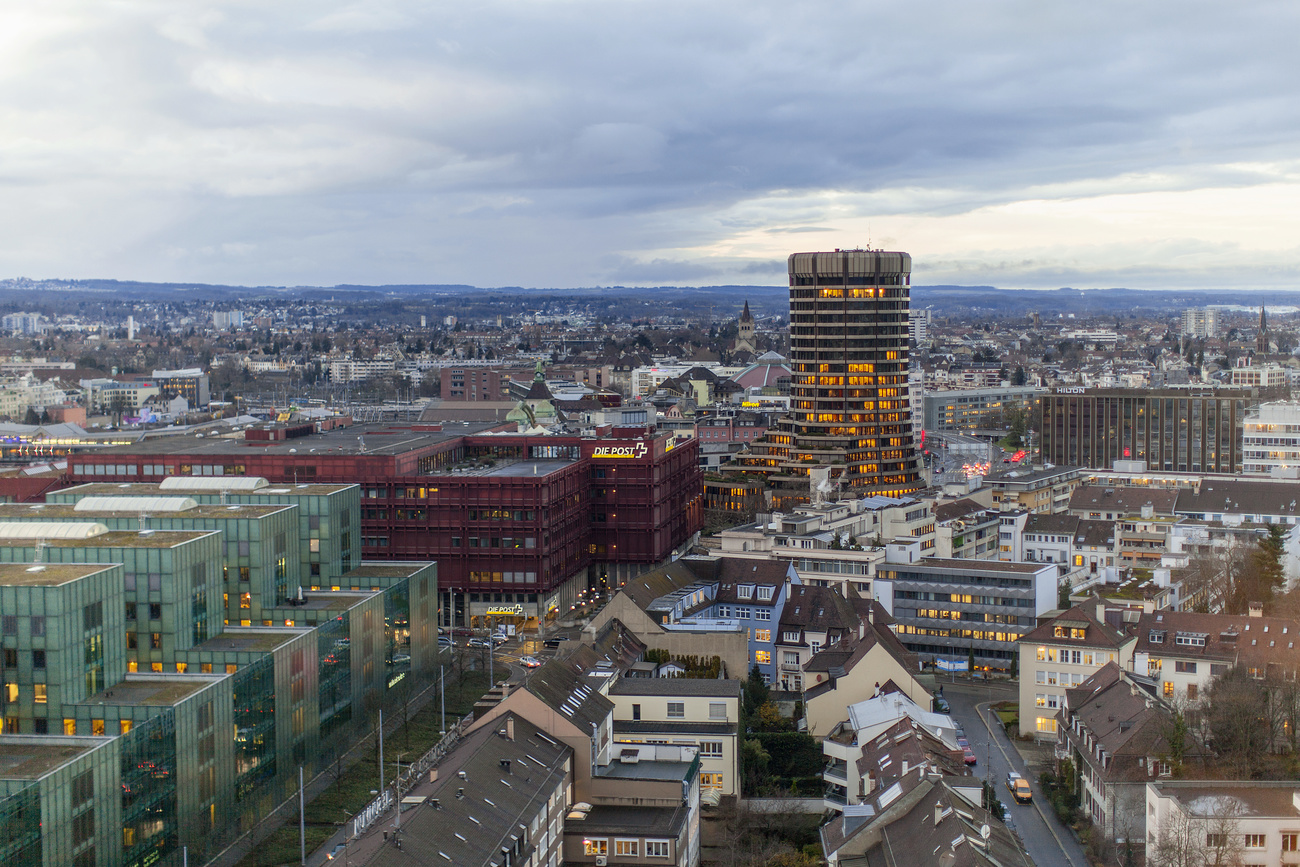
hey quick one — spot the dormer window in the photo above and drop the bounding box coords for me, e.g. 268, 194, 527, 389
783, 631, 801, 642
1149, 630, 1165, 644
757, 586, 774, 601
737, 585, 755, 600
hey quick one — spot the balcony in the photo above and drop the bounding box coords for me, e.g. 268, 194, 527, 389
823, 786, 848, 813
823, 762, 849, 786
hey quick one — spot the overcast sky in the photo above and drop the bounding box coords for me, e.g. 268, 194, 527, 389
2, 1, 1298, 291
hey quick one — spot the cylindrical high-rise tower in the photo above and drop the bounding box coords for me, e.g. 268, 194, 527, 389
731, 249, 922, 504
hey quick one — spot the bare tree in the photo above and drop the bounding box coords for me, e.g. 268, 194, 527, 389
1149, 800, 1243, 867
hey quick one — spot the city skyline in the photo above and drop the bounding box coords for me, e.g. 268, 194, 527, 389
1, 3, 1298, 291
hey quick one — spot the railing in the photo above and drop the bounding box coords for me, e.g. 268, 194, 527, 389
345, 713, 475, 841
823, 764, 848, 784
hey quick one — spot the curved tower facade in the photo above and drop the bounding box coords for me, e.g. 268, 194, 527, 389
731, 249, 922, 505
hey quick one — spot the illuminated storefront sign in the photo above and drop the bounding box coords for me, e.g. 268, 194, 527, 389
486, 605, 525, 616
591, 443, 648, 459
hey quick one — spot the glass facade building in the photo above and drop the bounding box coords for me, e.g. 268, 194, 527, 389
1039, 387, 1256, 473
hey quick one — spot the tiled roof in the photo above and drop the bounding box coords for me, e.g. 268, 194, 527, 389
378, 714, 570, 867
1018, 599, 1130, 648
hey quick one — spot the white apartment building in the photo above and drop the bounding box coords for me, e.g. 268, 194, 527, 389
1180, 307, 1220, 339
1233, 364, 1288, 389
1017, 601, 1135, 739
1243, 401, 1300, 475
1147, 781, 1300, 866
607, 678, 741, 798
326, 357, 397, 382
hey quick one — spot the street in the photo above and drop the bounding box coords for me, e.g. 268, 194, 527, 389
940, 680, 1089, 867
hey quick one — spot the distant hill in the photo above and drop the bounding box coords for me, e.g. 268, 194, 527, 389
0, 277, 1295, 320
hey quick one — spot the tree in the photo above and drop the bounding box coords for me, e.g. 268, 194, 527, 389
1012, 365, 1027, 386
743, 665, 770, 717
1204, 666, 1272, 778
1149, 798, 1243, 867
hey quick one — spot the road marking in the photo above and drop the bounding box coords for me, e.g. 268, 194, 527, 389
977, 701, 1084, 867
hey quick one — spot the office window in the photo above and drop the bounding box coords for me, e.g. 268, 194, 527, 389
754, 629, 771, 642
33, 684, 47, 704
632, 704, 641, 721
701, 741, 723, 757
1036, 717, 1057, 733
1163, 681, 1174, 697
30, 616, 43, 636
755, 650, 772, 665
1174, 660, 1197, 674
1243, 834, 1264, 848
31, 650, 44, 670
646, 840, 670, 857
615, 840, 638, 856
1282, 833, 1298, 852
667, 702, 684, 718
584, 839, 608, 856
709, 702, 727, 720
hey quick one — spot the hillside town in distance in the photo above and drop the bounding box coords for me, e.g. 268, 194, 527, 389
5, 256, 1300, 867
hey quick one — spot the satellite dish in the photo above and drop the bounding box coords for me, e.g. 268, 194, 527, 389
980, 824, 991, 839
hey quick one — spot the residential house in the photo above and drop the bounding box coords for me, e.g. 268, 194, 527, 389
773, 584, 861, 693
802, 603, 930, 739
1057, 663, 1208, 842
1146, 781, 1300, 866
1017, 601, 1136, 739
1131, 608, 1300, 705
608, 678, 741, 799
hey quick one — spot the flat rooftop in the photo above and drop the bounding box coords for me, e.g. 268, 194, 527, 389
271, 592, 370, 611
595, 760, 692, 782
0, 739, 100, 779
571, 804, 682, 836
342, 562, 434, 580
0, 562, 115, 587
0, 502, 290, 520
0, 529, 216, 550
189, 629, 306, 653
884, 557, 1050, 574
476, 458, 573, 478
81, 675, 220, 707
60, 481, 357, 496
83, 421, 498, 457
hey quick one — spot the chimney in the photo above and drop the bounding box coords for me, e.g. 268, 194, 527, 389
506, 716, 515, 741
1095, 600, 1105, 623
1248, 602, 1264, 619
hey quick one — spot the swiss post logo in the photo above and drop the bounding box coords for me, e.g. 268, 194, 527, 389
592, 442, 648, 459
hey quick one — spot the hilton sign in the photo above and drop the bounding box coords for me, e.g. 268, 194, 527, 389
592, 442, 648, 459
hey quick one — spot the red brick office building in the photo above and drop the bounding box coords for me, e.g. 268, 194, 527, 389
58, 422, 702, 629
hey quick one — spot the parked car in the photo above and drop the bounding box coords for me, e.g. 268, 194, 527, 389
1006, 772, 1032, 804
961, 745, 977, 765
387, 653, 411, 666
466, 637, 492, 649
933, 697, 950, 713
437, 636, 453, 648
